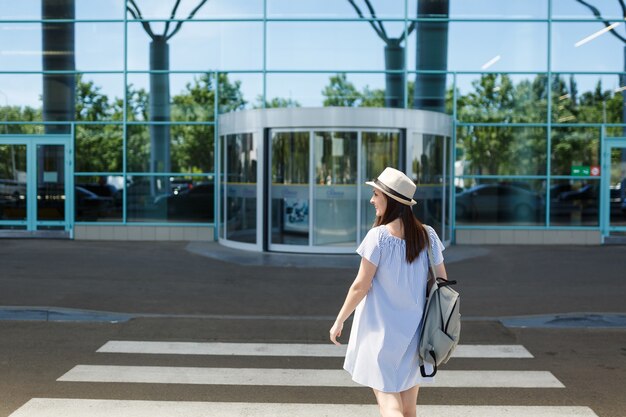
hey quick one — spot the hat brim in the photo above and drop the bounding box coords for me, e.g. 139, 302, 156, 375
366, 181, 417, 206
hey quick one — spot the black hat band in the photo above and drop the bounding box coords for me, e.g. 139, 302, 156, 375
374, 178, 412, 203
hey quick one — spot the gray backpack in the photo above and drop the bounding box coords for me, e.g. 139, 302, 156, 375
418, 238, 461, 377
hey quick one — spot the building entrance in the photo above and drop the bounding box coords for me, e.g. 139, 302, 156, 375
0, 135, 73, 237
218, 107, 452, 254
267, 129, 401, 253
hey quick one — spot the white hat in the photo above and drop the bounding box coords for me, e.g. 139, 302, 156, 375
366, 167, 417, 206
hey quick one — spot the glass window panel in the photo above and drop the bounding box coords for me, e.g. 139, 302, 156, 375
0, 124, 45, 135
550, 179, 599, 226
75, 175, 123, 222
6, 72, 118, 124
0, 0, 124, 19
267, 22, 406, 71
266, 73, 397, 108
270, 131, 309, 246
443, 135, 452, 241
75, 124, 123, 172
76, 74, 124, 121
552, 22, 625, 72
128, 0, 263, 19
127, 22, 263, 71
443, 0, 548, 19
0, 225, 26, 230
126, 124, 214, 173
0, 23, 123, 71
456, 74, 548, 123
219, 138, 226, 239
410, 133, 445, 232
0, 23, 41, 71
0, 74, 42, 125
313, 131, 358, 246
76, 23, 124, 71
76, 0, 125, 19
127, 174, 214, 223
609, 147, 626, 227
551, 74, 624, 124
552, 0, 625, 20
444, 22, 548, 71
219, 73, 263, 113
128, 73, 216, 122
457, 126, 547, 175
361, 130, 401, 236
268, 0, 406, 18
455, 179, 546, 226
37, 144, 65, 222
225, 133, 257, 244
551, 127, 600, 176
0, 144, 27, 221
408, 73, 454, 114
0, 1, 40, 19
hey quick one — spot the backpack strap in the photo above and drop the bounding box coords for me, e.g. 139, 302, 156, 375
426, 226, 456, 287
425, 226, 437, 289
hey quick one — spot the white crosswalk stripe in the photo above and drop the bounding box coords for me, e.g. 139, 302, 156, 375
58, 365, 565, 388
10, 399, 600, 417
9, 340, 600, 417
97, 341, 534, 358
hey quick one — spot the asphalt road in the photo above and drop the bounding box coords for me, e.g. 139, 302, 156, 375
1, 319, 625, 417
0, 239, 625, 416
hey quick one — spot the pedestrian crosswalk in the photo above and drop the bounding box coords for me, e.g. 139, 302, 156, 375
9, 341, 599, 417
9, 399, 600, 417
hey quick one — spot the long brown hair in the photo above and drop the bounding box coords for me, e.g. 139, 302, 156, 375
373, 193, 428, 263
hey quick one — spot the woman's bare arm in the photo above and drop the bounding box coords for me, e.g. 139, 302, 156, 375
329, 257, 377, 345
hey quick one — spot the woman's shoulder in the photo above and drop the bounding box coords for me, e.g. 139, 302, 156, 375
364, 225, 385, 241
423, 224, 436, 237
422, 224, 445, 252
371, 225, 405, 247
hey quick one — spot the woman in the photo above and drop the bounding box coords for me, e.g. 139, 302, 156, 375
329, 167, 447, 417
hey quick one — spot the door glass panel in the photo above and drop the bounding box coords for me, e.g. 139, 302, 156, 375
610, 147, 626, 228
37, 144, 65, 222
225, 133, 257, 243
411, 133, 445, 235
313, 131, 357, 246
270, 131, 310, 245
0, 144, 27, 222
360, 131, 400, 237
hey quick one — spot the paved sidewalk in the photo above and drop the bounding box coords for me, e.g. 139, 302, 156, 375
0, 239, 625, 320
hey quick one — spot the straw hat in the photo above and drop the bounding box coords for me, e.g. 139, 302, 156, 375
366, 167, 417, 206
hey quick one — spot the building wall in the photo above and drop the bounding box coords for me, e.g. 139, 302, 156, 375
1, 1, 625, 245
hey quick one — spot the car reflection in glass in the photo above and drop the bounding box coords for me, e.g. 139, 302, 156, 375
456, 183, 544, 223
153, 182, 214, 222
75, 186, 115, 221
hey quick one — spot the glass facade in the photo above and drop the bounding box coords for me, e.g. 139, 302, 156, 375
1, 0, 625, 243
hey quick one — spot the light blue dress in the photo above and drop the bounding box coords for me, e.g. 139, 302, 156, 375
343, 224, 445, 393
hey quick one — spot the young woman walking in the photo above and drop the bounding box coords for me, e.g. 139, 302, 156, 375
330, 167, 447, 417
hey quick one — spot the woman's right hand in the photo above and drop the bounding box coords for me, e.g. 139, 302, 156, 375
329, 321, 344, 346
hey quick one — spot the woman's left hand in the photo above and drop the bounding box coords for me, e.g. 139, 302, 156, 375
329, 321, 344, 345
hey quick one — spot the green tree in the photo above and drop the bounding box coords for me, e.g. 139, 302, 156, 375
123, 84, 151, 173
254, 96, 301, 109
0, 105, 41, 134
322, 74, 362, 107
456, 74, 548, 176
74, 74, 123, 172
171, 73, 247, 173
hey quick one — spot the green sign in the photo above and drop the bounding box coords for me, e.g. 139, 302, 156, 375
571, 165, 590, 176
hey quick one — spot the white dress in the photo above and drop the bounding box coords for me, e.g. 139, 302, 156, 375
343, 224, 445, 392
